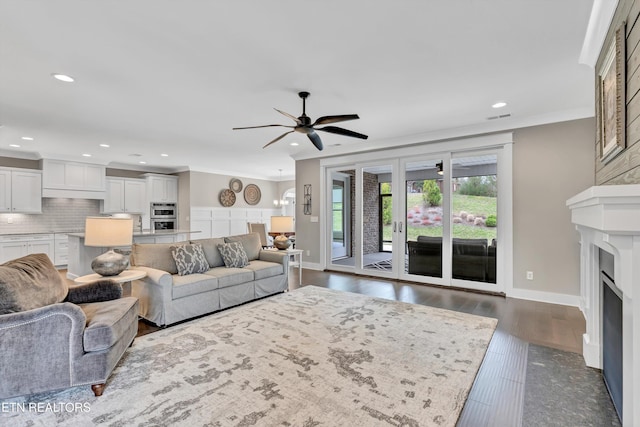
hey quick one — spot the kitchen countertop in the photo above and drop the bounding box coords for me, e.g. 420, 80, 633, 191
0, 230, 84, 236
67, 230, 198, 238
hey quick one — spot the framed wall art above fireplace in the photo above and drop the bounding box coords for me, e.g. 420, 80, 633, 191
598, 22, 626, 164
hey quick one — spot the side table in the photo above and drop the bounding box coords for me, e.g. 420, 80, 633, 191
74, 269, 147, 296
286, 249, 303, 286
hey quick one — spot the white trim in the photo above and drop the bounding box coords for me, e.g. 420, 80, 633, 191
507, 288, 581, 307
579, 0, 619, 67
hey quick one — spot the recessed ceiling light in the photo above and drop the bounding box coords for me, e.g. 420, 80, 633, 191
492, 101, 507, 109
290, 142, 299, 146
9, 144, 20, 148
52, 73, 75, 83
99, 144, 110, 148
139, 161, 147, 164
82, 153, 91, 157
21, 136, 34, 141
160, 153, 169, 157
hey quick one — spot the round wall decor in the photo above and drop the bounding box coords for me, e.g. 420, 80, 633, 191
229, 178, 243, 193
219, 189, 236, 207
243, 184, 261, 205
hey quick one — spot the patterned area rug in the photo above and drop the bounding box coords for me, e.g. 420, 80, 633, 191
1, 286, 497, 426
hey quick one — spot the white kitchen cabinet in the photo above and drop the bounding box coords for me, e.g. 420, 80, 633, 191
103, 178, 146, 213
41, 159, 106, 198
0, 168, 42, 213
0, 234, 54, 264
145, 174, 178, 203
54, 233, 69, 266
0, 170, 11, 212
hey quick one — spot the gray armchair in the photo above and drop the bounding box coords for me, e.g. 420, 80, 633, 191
0, 253, 139, 398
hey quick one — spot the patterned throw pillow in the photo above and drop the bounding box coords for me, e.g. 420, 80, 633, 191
217, 242, 249, 268
171, 244, 209, 276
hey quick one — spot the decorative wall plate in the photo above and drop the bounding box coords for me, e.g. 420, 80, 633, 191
229, 178, 243, 193
219, 189, 236, 207
243, 184, 261, 205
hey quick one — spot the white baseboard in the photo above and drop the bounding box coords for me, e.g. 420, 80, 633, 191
507, 287, 581, 307
582, 333, 601, 368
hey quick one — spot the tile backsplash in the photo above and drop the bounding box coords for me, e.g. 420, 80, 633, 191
0, 198, 101, 234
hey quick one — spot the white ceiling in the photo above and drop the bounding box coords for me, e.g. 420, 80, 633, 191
0, 0, 596, 181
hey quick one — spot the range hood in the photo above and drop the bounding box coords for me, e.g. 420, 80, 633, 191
41, 159, 107, 200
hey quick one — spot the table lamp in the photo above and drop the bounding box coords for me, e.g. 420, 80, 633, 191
84, 216, 133, 276
270, 216, 294, 250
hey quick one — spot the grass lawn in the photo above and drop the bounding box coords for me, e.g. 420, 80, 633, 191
383, 193, 497, 241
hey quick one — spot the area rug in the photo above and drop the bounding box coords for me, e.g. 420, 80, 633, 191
1, 286, 497, 426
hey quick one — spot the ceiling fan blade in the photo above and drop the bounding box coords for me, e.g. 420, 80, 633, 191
263, 130, 295, 149
233, 124, 292, 130
274, 108, 302, 125
316, 126, 368, 140
313, 114, 359, 126
307, 130, 323, 151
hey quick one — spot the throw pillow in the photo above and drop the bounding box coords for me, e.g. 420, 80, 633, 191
217, 242, 249, 268
224, 233, 262, 261
0, 253, 68, 314
171, 244, 210, 276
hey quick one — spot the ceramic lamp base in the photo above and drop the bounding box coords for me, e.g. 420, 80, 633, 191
91, 249, 129, 276
273, 235, 291, 250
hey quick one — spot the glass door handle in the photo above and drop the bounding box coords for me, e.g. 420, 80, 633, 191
393, 221, 397, 232
399, 221, 403, 232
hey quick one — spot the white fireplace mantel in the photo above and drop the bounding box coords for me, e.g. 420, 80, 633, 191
567, 184, 640, 427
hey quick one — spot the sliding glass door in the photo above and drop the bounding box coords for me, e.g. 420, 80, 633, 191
324, 144, 508, 293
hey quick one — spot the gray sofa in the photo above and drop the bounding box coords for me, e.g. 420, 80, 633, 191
0, 253, 139, 398
129, 232, 289, 326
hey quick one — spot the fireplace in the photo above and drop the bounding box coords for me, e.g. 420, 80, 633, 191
600, 249, 622, 420
567, 184, 640, 427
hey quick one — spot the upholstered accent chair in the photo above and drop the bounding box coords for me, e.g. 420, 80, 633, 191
0, 253, 139, 398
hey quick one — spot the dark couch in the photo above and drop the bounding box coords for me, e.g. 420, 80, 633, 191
408, 236, 496, 283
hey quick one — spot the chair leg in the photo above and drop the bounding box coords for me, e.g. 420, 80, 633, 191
91, 383, 105, 397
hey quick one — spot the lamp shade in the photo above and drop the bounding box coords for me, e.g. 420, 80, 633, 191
270, 216, 294, 233
84, 217, 133, 247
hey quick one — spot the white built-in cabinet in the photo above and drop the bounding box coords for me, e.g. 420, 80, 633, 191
0, 168, 43, 213
0, 234, 54, 264
54, 233, 69, 266
41, 159, 106, 198
103, 178, 146, 213
145, 174, 178, 203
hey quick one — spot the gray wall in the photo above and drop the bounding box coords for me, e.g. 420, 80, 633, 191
188, 171, 280, 209
294, 118, 595, 297
512, 118, 595, 294
295, 158, 321, 261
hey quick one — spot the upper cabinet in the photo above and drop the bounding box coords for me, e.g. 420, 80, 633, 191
0, 168, 42, 213
41, 159, 106, 199
103, 178, 146, 213
145, 174, 178, 203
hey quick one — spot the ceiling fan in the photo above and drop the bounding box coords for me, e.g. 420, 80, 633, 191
233, 91, 368, 151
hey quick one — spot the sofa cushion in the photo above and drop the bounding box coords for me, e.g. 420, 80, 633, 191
0, 253, 68, 315
189, 238, 225, 268
217, 242, 249, 268
171, 244, 209, 276
80, 296, 139, 352
244, 260, 284, 280
131, 242, 188, 274
172, 273, 219, 299
224, 233, 261, 261
204, 267, 254, 289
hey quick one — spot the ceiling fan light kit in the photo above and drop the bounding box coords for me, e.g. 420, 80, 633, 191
233, 91, 368, 151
